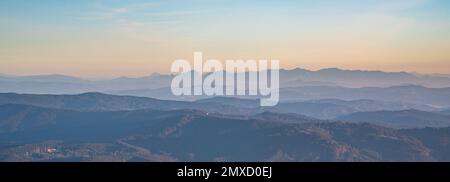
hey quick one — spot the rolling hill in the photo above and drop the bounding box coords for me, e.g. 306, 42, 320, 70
280, 85, 450, 108
336, 110, 450, 129
0, 93, 258, 115
196, 97, 439, 119
0, 93, 442, 120
0, 104, 449, 162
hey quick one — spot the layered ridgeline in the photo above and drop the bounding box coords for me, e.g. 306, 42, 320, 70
1, 93, 449, 128
108, 85, 450, 109
0, 92, 259, 115
3, 68, 450, 91
1, 104, 449, 162
2, 68, 450, 106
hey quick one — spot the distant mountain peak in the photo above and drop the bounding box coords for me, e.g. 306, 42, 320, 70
150, 72, 163, 77
318, 67, 343, 72
78, 92, 107, 96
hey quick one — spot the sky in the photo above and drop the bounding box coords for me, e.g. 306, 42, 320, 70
1, 0, 450, 78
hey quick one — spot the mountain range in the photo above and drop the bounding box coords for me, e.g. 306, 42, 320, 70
1, 104, 449, 162
3, 68, 450, 95
279, 68, 450, 88
2, 68, 450, 161
0, 92, 445, 123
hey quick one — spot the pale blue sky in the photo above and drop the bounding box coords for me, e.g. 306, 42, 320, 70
1, 0, 450, 77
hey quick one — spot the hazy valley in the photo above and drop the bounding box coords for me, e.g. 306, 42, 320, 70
1, 68, 450, 162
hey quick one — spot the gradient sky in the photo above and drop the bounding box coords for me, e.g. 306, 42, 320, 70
1, 0, 450, 78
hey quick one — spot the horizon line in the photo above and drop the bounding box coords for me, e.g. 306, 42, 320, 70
1, 67, 449, 80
